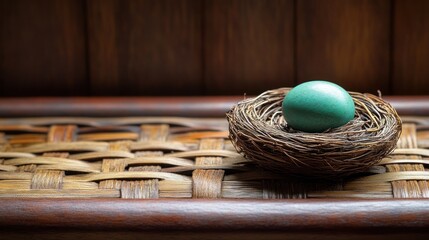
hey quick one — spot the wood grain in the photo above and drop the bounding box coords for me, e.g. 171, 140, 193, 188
0, 96, 428, 117
0, 0, 87, 96
1, 198, 429, 233
297, 0, 391, 94
86, 0, 202, 96
1, 231, 429, 240
1, 1, 428, 96
393, 0, 429, 95
204, 0, 295, 95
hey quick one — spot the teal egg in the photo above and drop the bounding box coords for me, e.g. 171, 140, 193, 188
282, 81, 355, 133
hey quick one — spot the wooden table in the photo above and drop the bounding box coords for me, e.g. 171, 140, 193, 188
1, 96, 429, 240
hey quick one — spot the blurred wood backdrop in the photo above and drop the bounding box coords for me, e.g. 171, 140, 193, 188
1, 0, 428, 96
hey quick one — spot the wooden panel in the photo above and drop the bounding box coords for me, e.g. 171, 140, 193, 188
393, 0, 429, 95
204, 0, 295, 95
297, 0, 390, 94
0, 0, 87, 96
87, 0, 202, 96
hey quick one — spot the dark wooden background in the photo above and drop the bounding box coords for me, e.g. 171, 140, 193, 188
0, 0, 428, 96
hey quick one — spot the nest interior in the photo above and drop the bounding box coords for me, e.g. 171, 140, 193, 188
226, 88, 402, 178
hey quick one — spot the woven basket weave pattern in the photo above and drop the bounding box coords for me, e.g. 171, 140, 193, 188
0, 117, 428, 198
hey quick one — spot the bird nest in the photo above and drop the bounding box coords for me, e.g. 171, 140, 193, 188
226, 88, 402, 178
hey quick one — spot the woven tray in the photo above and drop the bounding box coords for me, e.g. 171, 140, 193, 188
0, 116, 428, 199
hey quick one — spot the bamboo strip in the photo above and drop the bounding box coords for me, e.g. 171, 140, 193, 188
161, 164, 249, 173
351, 171, 429, 183
10, 142, 109, 153
35, 164, 100, 173
0, 172, 32, 180
0, 152, 36, 158
0, 189, 119, 198
0, 179, 97, 190
7, 134, 46, 145
125, 157, 194, 167
379, 158, 429, 165
170, 131, 229, 141
70, 151, 135, 160
0, 180, 30, 189
4, 157, 96, 167
78, 132, 139, 141
64, 171, 192, 182
166, 150, 241, 158
307, 191, 393, 198
224, 171, 285, 181
0, 165, 17, 171
129, 141, 189, 152
0, 125, 49, 133
393, 148, 429, 156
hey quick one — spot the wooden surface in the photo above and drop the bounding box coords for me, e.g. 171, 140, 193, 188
1, 198, 428, 231
0, 96, 428, 117
1, 232, 428, 240
204, 0, 294, 95
0, 199, 429, 239
296, 0, 390, 93
1, 0, 429, 96
393, 0, 429, 95
0, 0, 87, 96
87, 0, 202, 96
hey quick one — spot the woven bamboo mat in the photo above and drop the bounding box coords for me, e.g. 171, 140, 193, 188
0, 116, 428, 199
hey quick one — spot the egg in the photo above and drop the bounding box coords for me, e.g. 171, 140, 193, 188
282, 80, 355, 133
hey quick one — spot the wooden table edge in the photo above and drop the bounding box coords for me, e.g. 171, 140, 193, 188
0, 96, 428, 117
1, 198, 429, 233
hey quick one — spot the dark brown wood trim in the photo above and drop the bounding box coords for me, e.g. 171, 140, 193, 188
0, 96, 428, 117
384, 96, 429, 116
0, 97, 243, 117
1, 198, 429, 233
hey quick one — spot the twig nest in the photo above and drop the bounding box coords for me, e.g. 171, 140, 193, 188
226, 88, 402, 178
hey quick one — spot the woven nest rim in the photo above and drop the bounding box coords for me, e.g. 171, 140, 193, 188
226, 88, 402, 178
